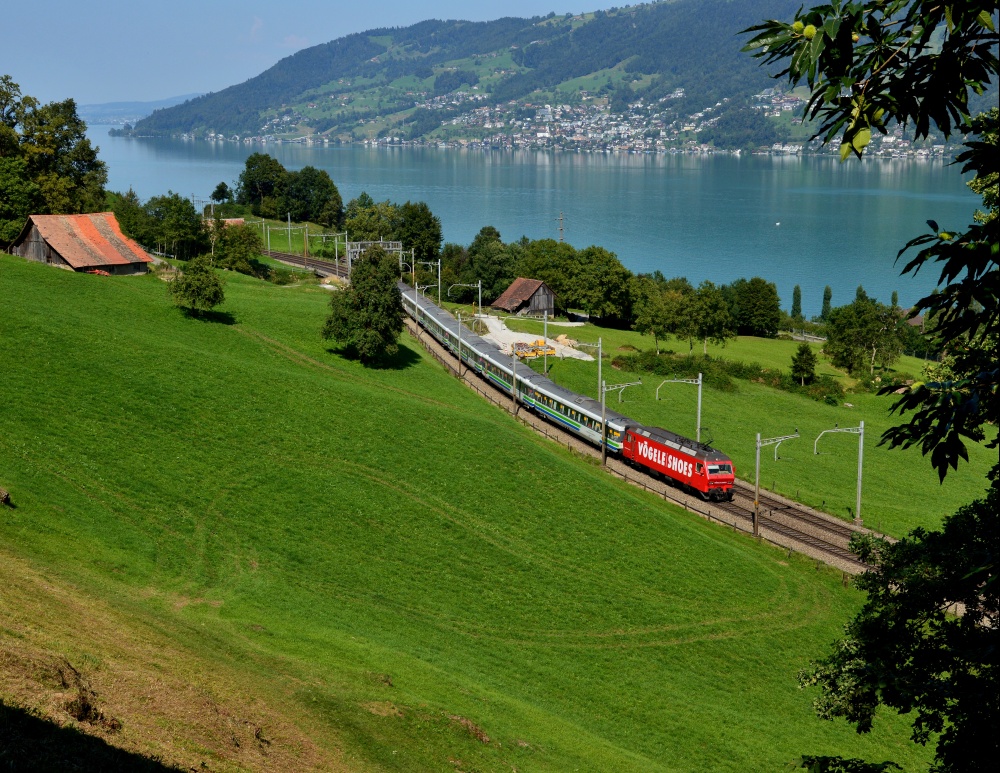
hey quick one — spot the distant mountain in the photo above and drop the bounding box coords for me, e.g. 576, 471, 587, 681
133, 0, 801, 140
79, 94, 204, 125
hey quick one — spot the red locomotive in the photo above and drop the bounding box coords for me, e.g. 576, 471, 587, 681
622, 425, 735, 501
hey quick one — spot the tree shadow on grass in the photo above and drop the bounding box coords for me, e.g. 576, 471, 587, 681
0, 700, 183, 771
179, 308, 237, 325
324, 343, 422, 370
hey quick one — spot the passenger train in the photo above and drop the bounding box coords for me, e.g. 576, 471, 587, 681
401, 284, 736, 501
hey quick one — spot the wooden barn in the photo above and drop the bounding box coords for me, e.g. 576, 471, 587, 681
5, 213, 152, 275
491, 277, 556, 317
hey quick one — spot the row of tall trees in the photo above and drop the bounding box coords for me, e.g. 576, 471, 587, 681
0, 75, 107, 241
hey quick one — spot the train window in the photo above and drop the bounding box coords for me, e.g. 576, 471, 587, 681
696, 463, 703, 474
708, 464, 733, 475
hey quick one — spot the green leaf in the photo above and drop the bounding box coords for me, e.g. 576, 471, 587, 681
840, 141, 853, 161
852, 126, 872, 152
977, 10, 996, 31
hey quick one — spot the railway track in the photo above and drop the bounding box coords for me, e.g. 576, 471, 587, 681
263, 250, 348, 278
405, 316, 873, 574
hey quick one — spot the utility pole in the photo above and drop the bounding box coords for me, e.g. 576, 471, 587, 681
510, 348, 518, 415
287, 212, 291, 253
601, 379, 607, 466
457, 312, 463, 379
754, 430, 800, 537
543, 311, 548, 375
814, 421, 865, 525
558, 211, 564, 242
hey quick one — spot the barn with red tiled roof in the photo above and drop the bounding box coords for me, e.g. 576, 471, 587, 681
491, 277, 556, 317
5, 213, 153, 275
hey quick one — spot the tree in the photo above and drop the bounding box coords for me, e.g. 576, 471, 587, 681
144, 192, 207, 259
322, 245, 404, 364
825, 297, 904, 376
210, 182, 232, 204
790, 343, 817, 386
744, 3, 999, 771
572, 246, 633, 322
691, 280, 736, 354
820, 285, 833, 321
397, 201, 442, 263
169, 255, 225, 315
791, 284, 803, 323
236, 152, 287, 217
631, 275, 673, 354
108, 187, 155, 251
280, 165, 342, 226
344, 196, 400, 242
215, 223, 265, 276
0, 157, 40, 242
514, 238, 578, 306
0, 75, 106, 225
466, 231, 519, 303
724, 276, 782, 337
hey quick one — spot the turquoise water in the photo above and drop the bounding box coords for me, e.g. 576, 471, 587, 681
89, 127, 978, 317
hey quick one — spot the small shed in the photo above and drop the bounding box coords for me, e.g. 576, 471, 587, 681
5, 213, 152, 275
491, 277, 556, 317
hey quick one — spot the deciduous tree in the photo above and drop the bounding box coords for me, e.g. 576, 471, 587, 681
692, 280, 735, 354
744, 4, 998, 771
0, 75, 106, 225
322, 245, 404, 364
236, 152, 287, 218
790, 342, 817, 386
631, 275, 673, 353
169, 255, 225, 315
825, 297, 903, 376
215, 223, 265, 276
397, 200, 442, 263
724, 276, 782, 337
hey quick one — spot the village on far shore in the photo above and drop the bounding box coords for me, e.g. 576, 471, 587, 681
137, 86, 954, 159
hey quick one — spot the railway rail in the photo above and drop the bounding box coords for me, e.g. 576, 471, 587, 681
262, 250, 348, 278
404, 314, 873, 575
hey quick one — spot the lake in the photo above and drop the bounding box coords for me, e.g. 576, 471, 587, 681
88, 126, 978, 317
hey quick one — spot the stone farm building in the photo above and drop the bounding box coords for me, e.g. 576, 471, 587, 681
491, 278, 556, 317
5, 213, 152, 275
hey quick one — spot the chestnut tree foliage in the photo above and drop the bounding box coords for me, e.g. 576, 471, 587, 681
744, 3, 998, 772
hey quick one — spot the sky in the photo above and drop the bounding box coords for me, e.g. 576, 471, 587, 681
4, 1, 608, 106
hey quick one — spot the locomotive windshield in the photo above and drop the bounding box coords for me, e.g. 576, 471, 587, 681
708, 464, 733, 475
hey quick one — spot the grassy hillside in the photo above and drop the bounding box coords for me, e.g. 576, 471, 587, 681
0, 256, 929, 770
504, 317, 993, 537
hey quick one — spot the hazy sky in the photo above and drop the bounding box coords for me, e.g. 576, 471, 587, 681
4, 1, 606, 105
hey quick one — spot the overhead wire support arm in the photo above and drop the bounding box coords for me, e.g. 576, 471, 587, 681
814, 421, 865, 526
656, 372, 703, 442
753, 430, 799, 537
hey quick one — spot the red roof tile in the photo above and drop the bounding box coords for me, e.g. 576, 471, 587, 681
25, 213, 151, 269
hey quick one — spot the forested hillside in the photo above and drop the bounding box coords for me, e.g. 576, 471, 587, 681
135, 0, 800, 138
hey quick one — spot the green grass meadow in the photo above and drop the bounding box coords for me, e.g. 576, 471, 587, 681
505, 317, 993, 537
0, 256, 932, 770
